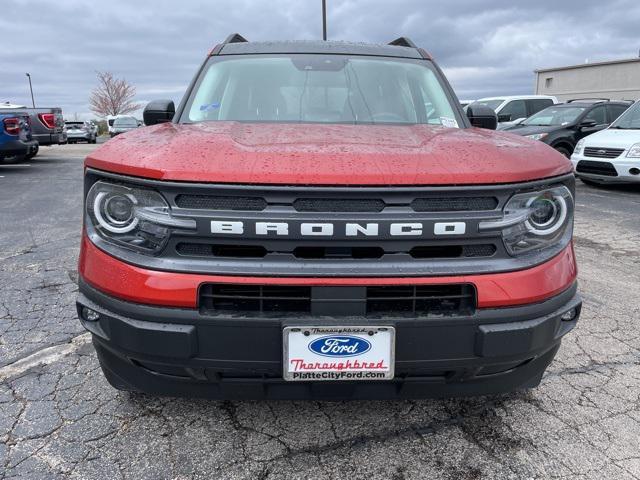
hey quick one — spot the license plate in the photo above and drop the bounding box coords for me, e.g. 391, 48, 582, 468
283, 326, 395, 381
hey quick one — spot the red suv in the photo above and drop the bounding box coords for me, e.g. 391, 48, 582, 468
77, 35, 581, 400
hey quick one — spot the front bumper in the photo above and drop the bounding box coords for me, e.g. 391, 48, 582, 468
571, 154, 640, 183
77, 279, 580, 400
67, 134, 91, 141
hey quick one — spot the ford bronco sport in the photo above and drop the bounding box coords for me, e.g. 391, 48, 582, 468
77, 35, 581, 400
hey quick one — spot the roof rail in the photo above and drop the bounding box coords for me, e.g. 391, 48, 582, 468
210, 33, 248, 56
566, 98, 610, 103
223, 33, 248, 44
388, 37, 417, 48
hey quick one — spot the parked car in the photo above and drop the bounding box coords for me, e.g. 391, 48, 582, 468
0, 103, 66, 149
459, 99, 475, 109
504, 100, 632, 157
109, 116, 139, 137
77, 34, 581, 400
469, 95, 558, 128
65, 121, 97, 144
106, 115, 120, 135
0, 112, 39, 164
571, 100, 640, 185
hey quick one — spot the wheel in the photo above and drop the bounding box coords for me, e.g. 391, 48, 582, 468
554, 146, 571, 158
26, 145, 39, 159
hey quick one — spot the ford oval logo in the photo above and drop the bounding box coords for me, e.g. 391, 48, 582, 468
308, 335, 371, 357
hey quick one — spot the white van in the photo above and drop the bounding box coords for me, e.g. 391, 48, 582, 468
571, 100, 640, 185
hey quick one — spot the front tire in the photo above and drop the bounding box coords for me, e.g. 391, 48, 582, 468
554, 146, 571, 158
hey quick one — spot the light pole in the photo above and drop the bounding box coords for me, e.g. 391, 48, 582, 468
322, 0, 327, 41
25, 73, 35, 108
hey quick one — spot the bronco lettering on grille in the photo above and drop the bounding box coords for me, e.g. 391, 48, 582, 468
210, 221, 467, 237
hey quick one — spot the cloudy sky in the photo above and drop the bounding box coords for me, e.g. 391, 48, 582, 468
2, 0, 639, 119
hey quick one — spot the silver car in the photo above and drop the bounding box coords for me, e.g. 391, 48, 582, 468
65, 121, 97, 144
110, 116, 139, 137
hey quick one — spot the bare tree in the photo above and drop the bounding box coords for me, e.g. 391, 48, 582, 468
89, 71, 139, 117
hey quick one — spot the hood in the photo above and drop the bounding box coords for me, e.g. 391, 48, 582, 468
502, 124, 563, 137
85, 122, 572, 185
582, 128, 640, 149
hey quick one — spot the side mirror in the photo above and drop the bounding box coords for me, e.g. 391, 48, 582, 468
578, 119, 597, 129
466, 105, 498, 130
143, 100, 175, 126
497, 113, 512, 123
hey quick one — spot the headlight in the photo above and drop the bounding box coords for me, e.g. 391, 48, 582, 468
479, 186, 573, 256
525, 133, 549, 141
573, 139, 585, 155
86, 181, 196, 254
627, 143, 640, 158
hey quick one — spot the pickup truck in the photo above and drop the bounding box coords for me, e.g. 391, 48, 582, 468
0, 112, 39, 163
0, 104, 66, 155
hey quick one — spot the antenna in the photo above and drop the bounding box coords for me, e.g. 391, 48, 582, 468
322, 0, 327, 41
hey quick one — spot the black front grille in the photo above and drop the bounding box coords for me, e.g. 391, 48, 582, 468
178, 242, 496, 260
411, 197, 498, 212
175, 195, 267, 211
293, 246, 385, 259
177, 243, 267, 258
294, 198, 385, 212
409, 244, 496, 259
88, 168, 576, 278
584, 147, 625, 159
576, 160, 618, 177
175, 194, 498, 213
199, 284, 476, 317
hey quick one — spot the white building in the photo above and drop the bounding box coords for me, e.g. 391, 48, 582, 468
535, 58, 640, 102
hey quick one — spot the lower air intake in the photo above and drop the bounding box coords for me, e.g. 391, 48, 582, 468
199, 284, 476, 317
366, 284, 476, 316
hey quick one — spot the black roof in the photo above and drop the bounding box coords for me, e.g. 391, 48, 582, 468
218, 39, 423, 59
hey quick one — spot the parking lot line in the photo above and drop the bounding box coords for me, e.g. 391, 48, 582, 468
0, 163, 31, 168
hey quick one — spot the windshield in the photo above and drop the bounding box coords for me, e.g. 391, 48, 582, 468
114, 117, 137, 127
523, 106, 586, 126
183, 54, 460, 126
66, 123, 83, 129
610, 102, 640, 129
468, 99, 504, 112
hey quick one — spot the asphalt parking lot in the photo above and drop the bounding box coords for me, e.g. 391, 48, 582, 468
1, 143, 639, 480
